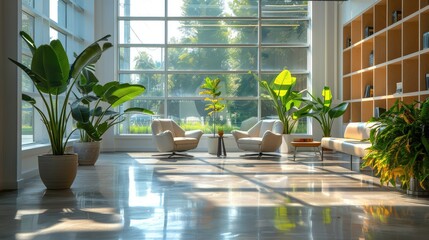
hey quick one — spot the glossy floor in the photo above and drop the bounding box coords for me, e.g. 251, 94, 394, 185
1, 152, 429, 240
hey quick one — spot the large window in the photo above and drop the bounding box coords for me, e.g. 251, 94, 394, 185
118, 0, 310, 134
21, 0, 90, 145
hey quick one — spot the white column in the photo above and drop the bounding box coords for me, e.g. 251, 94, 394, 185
0, 0, 21, 190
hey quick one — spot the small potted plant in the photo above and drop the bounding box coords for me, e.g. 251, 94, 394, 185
71, 67, 153, 165
199, 77, 226, 154
9, 31, 112, 189
362, 99, 429, 196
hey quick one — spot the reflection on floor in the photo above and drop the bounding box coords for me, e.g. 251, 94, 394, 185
1, 151, 429, 240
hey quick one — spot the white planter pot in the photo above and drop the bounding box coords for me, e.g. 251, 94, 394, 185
73, 141, 101, 166
207, 137, 218, 154
280, 134, 294, 153
38, 154, 78, 190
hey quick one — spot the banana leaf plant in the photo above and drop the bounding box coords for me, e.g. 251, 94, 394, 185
199, 77, 226, 137
9, 31, 112, 155
71, 68, 154, 142
259, 69, 311, 134
362, 99, 429, 190
300, 86, 349, 137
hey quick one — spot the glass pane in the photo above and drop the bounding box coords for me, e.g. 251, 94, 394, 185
168, 73, 258, 97
168, 47, 257, 71
261, 20, 308, 44
75, 11, 84, 37
166, 100, 210, 133
22, 12, 34, 36
261, 47, 307, 71
119, 100, 163, 134
22, 12, 35, 54
226, 100, 258, 132
22, 54, 34, 92
50, 0, 67, 28
50, 28, 67, 48
23, 0, 34, 8
168, 20, 258, 44
168, 0, 258, 17
119, 21, 165, 44
261, 0, 308, 18
119, 47, 164, 70
119, 73, 165, 97
119, 0, 165, 17
22, 101, 34, 144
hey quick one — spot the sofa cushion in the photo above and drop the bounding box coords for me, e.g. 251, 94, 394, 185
173, 137, 198, 151
321, 137, 371, 157
343, 122, 376, 140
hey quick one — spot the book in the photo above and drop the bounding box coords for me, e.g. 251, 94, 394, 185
364, 85, 373, 98
426, 73, 429, 90
375, 107, 386, 118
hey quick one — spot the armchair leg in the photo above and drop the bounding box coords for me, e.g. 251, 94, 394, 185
241, 152, 281, 159
152, 152, 194, 158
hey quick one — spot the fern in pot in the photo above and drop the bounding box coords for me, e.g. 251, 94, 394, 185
362, 99, 429, 196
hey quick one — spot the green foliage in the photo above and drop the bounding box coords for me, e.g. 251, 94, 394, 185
71, 70, 154, 142
126, 122, 235, 135
22, 125, 33, 135
362, 100, 429, 190
300, 86, 349, 137
10, 31, 112, 155
199, 77, 226, 136
258, 69, 310, 134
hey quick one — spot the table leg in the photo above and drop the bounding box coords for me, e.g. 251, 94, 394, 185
293, 146, 296, 161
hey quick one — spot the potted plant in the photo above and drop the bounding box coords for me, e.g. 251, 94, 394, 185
199, 77, 226, 154
362, 99, 429, 196
71, 67, 153, 165
301, 86, 349, 137
9, 31, 112, 189
259, 69, 311, 153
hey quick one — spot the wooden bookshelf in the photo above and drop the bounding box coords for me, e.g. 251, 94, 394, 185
342, 0, 429, 123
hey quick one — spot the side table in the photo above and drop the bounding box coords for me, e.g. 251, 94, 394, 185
291, 141, 321, 161
217, 136, 226, 157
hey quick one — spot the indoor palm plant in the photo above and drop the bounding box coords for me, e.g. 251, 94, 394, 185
71, 67, 153, 165
259, 69, 310, 153
362, 99, 429, 195
9, 31, 112, 189
301, 86, 349, 137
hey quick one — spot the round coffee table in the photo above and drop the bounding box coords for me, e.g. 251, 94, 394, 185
291, 141, 321, 161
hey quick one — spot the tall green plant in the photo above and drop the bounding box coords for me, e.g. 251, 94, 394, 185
71, 67, 153, 142
301, 86, 349, 137
199, 77, 226, 137
259, 69, 310, 134
363, 100, 429, 190
9, 31, 112, 155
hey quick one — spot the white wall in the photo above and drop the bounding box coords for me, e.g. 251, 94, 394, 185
0, 0, 20, 190
339, 0, 378, 25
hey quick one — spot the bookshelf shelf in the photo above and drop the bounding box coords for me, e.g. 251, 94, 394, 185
342, 0, 429, 123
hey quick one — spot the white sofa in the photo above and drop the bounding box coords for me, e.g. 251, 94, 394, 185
321, 122, 375, 170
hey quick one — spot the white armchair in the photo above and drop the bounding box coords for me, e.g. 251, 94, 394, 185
151, 119, 203, 158
232, 120, 284, 158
